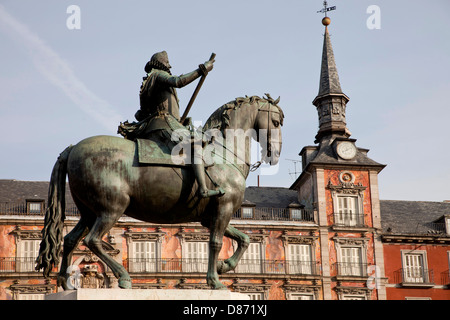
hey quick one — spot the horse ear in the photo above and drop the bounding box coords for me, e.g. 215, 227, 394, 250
274, 96, 280, 105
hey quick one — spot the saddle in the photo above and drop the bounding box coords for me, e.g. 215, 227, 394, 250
118, 113, 197, 167
136, 134, 188, 166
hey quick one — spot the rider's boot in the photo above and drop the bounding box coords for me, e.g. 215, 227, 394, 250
192, 163, 225, 198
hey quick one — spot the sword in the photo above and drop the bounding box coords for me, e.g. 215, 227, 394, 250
180, 52, 216, 123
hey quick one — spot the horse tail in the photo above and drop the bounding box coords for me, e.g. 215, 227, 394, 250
35, 145, 74, 277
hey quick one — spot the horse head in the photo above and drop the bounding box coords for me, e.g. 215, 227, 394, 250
203, 94, 284, 169
254, 94, 284, 165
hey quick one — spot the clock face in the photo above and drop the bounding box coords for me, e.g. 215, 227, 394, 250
336, 141, 356, 160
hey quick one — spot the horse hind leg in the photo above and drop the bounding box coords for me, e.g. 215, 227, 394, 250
58, 216, 94, 290
84, 213, 131, 289
218, 225, 249, 274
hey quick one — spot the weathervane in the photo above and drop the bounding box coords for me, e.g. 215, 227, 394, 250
317, 1, 336, 17
317, 1, 336, 26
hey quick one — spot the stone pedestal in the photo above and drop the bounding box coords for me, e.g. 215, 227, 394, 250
45, 289, 250, 300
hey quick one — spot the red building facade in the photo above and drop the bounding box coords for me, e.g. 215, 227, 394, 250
381, 200, 450, 300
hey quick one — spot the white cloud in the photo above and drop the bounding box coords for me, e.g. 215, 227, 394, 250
0, 5, 123, 132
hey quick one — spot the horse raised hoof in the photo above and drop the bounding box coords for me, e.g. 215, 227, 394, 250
118, 277, 132, 289
217, 260, 236, 274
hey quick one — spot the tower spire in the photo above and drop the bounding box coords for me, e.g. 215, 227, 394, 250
313, 8, 351, 144
317, 23, 343, 97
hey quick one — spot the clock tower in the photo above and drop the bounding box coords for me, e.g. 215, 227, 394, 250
290, 11, 387, 300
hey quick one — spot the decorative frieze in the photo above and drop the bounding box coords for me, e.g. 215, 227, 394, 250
333, 236, 369, 247
283, 279, 321, 300
124, 230, 165, 242
177, 278, 210, 290
335, 285, 372, 300
10, 226, 41, 240
232, 278, 271, 299
9, 280, 54, 299
327, 177, 366, 196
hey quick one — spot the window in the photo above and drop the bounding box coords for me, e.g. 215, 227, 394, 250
236, 242, 262, 273
402, 251, 430, 283
290, 208, 303, 220
183, 241, 208, 273
328, 172, 366, 227
130, 241, 157, 272
288, 244, 312, 275
248, 293, 265, 300
340, 247, 363, 276
335, 196, 359, 226
125, 230, 164, 273
241, 207, 253, 219
17, 293, 45, 300
18, 240, 40, 272
446, 217, 450, 235
9, 283, 54, 300
26, 200, 44, 214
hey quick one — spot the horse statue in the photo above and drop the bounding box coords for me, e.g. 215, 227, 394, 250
36, 94, 284, 290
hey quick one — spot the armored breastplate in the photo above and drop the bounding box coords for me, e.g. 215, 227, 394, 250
146, 85, 180, 121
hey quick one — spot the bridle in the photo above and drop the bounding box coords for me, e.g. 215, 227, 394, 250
250, 102, 282, 171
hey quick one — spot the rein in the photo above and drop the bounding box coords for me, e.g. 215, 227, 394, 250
204, 101, 281, 175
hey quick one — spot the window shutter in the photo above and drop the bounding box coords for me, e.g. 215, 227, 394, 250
288, 244, 312, 274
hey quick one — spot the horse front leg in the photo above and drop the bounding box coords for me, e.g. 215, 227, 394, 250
217, 225, 249, 274
206, 205, 231, 290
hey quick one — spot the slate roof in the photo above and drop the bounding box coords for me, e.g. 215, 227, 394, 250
0, 179, 74, 204
380, 200, 450, 235
317, 26, 345, 98
307, 139, 386, 168
243, 186, 300, 208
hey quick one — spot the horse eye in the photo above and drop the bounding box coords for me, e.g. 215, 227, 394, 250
273, 120, 280, 127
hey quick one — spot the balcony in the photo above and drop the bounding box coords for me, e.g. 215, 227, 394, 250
233, 207, 315, 222
333, 262, 369, 278
124, 258, 321, 276
0, 202, 315, 223
441, 270, 450, 286
395, 268, 435, 287
0, 257, 40, 273
333, 213, 367, 228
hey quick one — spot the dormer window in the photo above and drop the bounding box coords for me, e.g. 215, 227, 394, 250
445, 217, 450, 235
242, 207, 254, 219
26, 200, 44, 214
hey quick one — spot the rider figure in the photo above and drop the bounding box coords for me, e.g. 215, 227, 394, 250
137, 51, 224, 198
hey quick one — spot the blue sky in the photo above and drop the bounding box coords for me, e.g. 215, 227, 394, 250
0, 1, 449, 201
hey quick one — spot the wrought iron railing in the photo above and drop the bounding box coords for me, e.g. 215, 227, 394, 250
124, 258, 321, 275
0, 257, 40, 273
333, 262, 369, 277
395, 268, 434, 285
441, 270, 450, 285
0, 202, 80, 216
233, 207, 315, 222
0, 202, 315, 222
333, 213, 366, 227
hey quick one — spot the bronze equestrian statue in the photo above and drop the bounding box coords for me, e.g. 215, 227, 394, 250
36, 52, 284, 290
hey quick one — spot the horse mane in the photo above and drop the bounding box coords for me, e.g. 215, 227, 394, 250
203, 94, 284, 132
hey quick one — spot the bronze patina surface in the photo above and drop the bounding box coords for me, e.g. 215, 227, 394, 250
36, 53, 284, 290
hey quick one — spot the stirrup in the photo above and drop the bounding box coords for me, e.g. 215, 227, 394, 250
200, 188, 225, 198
